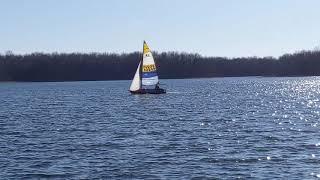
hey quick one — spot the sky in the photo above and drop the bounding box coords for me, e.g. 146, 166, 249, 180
1, 0, 320, 57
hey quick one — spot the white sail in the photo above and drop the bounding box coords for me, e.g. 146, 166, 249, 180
141, 42, 159, 86
129, 61, 141, 91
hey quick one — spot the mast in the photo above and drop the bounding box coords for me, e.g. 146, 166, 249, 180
139, 41, 144, 88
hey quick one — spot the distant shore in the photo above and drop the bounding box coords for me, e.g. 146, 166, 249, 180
0, 75, 319, 83
1, 50, 320, 82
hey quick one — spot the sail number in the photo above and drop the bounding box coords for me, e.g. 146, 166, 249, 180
143, 64, 156, 72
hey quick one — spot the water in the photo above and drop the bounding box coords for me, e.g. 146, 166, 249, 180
1, 77, 320, 179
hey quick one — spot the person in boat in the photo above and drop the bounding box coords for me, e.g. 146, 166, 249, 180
155, 83, 160, 90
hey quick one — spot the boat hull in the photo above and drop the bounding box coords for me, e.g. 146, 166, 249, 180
130, 88, 166, 94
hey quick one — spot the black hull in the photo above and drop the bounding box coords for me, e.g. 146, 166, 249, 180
130, 88, 166, 94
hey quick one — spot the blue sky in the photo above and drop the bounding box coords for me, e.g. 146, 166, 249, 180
1, 0, 320, 57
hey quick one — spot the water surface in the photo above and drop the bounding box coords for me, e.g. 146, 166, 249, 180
1, 77, 320, 179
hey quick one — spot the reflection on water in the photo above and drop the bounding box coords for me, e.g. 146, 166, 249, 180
1, 77, 320, 179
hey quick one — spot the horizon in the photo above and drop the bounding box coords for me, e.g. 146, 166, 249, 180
1, 0, 320, 57
1, 47, 319, 59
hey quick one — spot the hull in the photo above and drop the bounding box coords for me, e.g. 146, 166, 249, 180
130, 88, 166, 94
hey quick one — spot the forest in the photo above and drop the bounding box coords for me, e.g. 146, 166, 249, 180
0, 50, 320, 82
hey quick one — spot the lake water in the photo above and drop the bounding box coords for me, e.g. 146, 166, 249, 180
1, 77, 320, 179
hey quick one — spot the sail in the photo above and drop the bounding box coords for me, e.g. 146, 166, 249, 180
141, 41, 159, 86
129, 61, 141, 91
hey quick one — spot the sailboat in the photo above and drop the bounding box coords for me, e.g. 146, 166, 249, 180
129, 41, 166, 94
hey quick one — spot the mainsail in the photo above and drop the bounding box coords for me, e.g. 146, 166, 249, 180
141, 41, 159, 86
129, 61, 141, 91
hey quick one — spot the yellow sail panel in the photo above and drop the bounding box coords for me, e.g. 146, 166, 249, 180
142, 64, 156, 72
143, 41, 151, 54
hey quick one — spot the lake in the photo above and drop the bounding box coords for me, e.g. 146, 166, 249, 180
1, 77, 320, 179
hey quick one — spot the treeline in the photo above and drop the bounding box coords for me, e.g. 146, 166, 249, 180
0, 50, 320, 81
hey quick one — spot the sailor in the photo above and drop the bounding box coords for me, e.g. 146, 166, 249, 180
155, 83, 160, 90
